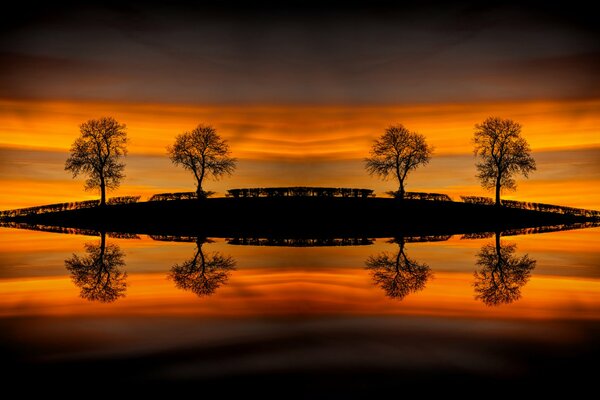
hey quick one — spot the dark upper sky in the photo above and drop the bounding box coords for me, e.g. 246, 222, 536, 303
1, 1, 598, 104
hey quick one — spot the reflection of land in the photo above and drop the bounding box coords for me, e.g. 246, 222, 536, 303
64, 232, 127, 303
0, 221, 141, 239
2, 221, 100, 237
402, 235, 451, 243
168, 238, 236, 297
461, 221, 599, 240
227, 237, 374, 247
227, 235, 451, 247
1, 220, 597, 244
474, 232, 536, 306
365, 238, 433, 300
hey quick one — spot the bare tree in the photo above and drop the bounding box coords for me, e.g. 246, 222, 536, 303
65, 117, 128, 207
169, 238, 236, 297
473, 117, 536, 206
474, 232, 536, 306
365, 237, 432, 300
365, 125, 433, 199
65, 232, 127, 303
167, 125, 237, 198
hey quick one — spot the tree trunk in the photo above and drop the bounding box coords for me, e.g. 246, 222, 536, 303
197, 166, 205, 198
398, 181, 405, 200
100, 174, 106, 207
495, 176, 501, 207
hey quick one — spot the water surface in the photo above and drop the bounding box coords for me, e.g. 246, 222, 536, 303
1, 226, 598, 394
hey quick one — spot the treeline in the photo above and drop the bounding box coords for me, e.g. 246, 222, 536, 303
148, 192, 199, 201
392, 192, 452, 202
0, 196, 140, 218
461, 196, 600, 218
3, 191, 598, 220
226, 187, 374, 198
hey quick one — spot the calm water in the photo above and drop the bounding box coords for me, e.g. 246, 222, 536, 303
1, 226, 599, 394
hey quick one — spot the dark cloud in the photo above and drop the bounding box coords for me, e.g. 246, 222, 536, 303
0, 2, 598, 103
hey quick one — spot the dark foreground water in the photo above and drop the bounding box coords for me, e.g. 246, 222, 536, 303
0, 226, 598, 396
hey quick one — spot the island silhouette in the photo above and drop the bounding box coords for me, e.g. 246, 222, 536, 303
1, 186, 597, 240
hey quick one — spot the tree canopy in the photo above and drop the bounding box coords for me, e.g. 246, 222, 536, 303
65, 117, 128, 206
473, 117, 536, 206
167, 125, 236, 197
365, 125, 433, 199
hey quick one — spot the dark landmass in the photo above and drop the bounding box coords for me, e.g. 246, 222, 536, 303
3, 197, 595, 238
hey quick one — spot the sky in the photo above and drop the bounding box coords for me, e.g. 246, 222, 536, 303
0, 2, 598, 209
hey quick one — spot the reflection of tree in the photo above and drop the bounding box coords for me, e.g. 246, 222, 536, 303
365, 238, 432, 300
65, 232, 127, 303
474, 232, 536, 306
169, 238, 236, 297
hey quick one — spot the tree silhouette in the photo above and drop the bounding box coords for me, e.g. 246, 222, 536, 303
65, 232, 127, 303
365, 124, 433, 200
168, 238, 236, 297
365, 238, 432, 300
167, 125, 237, 198
474, 232, 536, 306
65, 117, 128, 207
473, 117, 536, 206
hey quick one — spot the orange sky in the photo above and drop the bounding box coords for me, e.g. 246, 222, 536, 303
1, 98, 599, 210
1, 2, 598, 211
2, 98, 599, 156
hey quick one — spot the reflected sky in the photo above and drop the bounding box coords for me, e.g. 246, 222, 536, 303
0, 227, 598, 320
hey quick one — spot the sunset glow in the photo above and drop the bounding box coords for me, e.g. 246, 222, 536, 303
1, 2, 598, 391
1, 99, 599, 209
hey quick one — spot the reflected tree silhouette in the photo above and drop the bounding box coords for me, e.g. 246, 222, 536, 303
474, 232, 536, 306
65, 232, 127, 303
169, 238, 236, 297
365, 237, 432, 300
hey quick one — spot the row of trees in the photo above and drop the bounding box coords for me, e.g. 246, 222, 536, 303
65, 119, 236, 205
65, 116, 536, 206
364, 118, 536, 205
